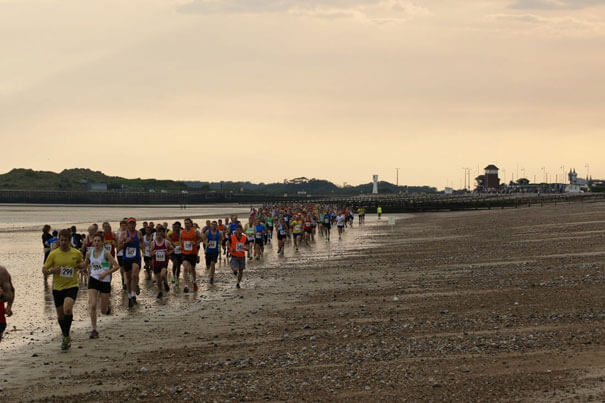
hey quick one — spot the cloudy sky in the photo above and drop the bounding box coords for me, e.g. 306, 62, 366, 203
1, 0, 604, 188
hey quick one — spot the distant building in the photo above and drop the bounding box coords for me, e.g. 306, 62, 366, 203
568, 169, 588, 186
87, 182, 107, 191
475, 165, 500, 191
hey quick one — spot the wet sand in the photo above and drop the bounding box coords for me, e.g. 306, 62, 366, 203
1, 203, 604, 401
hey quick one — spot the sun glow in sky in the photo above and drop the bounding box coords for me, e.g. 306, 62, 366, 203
1, 0, 604, 189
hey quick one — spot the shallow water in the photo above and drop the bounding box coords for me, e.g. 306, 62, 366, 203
0, 206, 400, 350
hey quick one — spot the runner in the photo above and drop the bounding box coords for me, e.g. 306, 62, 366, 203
217, 219, 226, 261
336, 211, 346, 240
118, 218, 143, 308
150, 226, 173, 298
102, 222, 117, 257
323, 211, 332, 241
80, 225, 97, 286
264, 214, 274, 245
69, 225, 83, 251
180, 218, 201, 293
116, 219, 128, 290
42, 228, 85, 350
377, 206, 382, 219
168, 221, 183, 286
0, 265, 14, 343
84, 232, 119, 338
229, 224, 249, 289
203, 221, 223, 284
253, 217, 266, 260
303, 214, 313, 246
244, 217, 256, 260
276, 217, 288, 255
42, 225, 53, 263
290, 214, 303, 250
142, 226, 154, 280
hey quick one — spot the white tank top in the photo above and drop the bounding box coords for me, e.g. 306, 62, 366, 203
90, 248, 110, 282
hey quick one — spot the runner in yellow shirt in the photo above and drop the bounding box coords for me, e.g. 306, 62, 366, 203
290, 215, 303, 251
42, 228, 85, 350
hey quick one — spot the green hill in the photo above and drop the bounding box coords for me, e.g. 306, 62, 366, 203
0, 168, 437, 194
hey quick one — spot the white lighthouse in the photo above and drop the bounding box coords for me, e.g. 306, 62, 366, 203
372, 175, 379, 194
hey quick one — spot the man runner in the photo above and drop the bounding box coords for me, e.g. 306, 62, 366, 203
0, 265, 14, 343
180, 218, 201, 293
203, 221, 223, 284
229, 225, 249, 288
119, 218, 144, 308
42, 229, 84, 350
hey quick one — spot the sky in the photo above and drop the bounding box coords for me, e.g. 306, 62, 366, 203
1, 0, 604, 189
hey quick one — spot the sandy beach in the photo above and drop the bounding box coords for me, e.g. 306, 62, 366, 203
1, 202, 604, 401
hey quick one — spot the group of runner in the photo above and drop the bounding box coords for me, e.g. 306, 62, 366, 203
37, 203, 365, 350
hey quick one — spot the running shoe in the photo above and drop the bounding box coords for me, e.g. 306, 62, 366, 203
193, 283, 199, 292
106, 306, 111, 315
61, 336, 71, 350
183, 286, 189, 293
135, 284, 141, 295
209, 278, 214, 285
128, 297, 134, 308
236, 283, 241, 289
171, 278, 175, 284
164, 281, 170, 292
122, 283, 127, 291
89, 330, 99, 339
157, 292, 163, 299
175, 279, 179, 287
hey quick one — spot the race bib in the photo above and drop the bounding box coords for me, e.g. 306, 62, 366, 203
207, 240, 217, 249
156, 250, 166, 262
144, 247, 151, 257
295, 225, 302, 231
184, 241, 193, 251
60, 266, 74, 278
174, 245, 181, 254
91, 262, 104, 275
235, 242, 245, 252
126, 247, 137, 258
324, 218, 330, 223
255, 233, 263, 239
104, 244, 112, 252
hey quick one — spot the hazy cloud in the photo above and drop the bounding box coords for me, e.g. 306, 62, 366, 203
178, 0, 430, 22
510, 0, 605, 10
489, 12, 603, 35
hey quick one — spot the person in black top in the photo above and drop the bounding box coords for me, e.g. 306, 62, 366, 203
42, 225, 53, 263
70, 225, 83, 250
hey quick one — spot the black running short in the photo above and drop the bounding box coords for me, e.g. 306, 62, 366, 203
123, 259, 141, 272
88, 277, 111, 294
183, 254, 197, 268
52, 287, 78, 308
205, 251, 219, 266
170, 253, 183, 265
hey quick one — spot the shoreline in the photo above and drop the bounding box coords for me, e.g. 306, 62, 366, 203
1, 205, 604, 401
